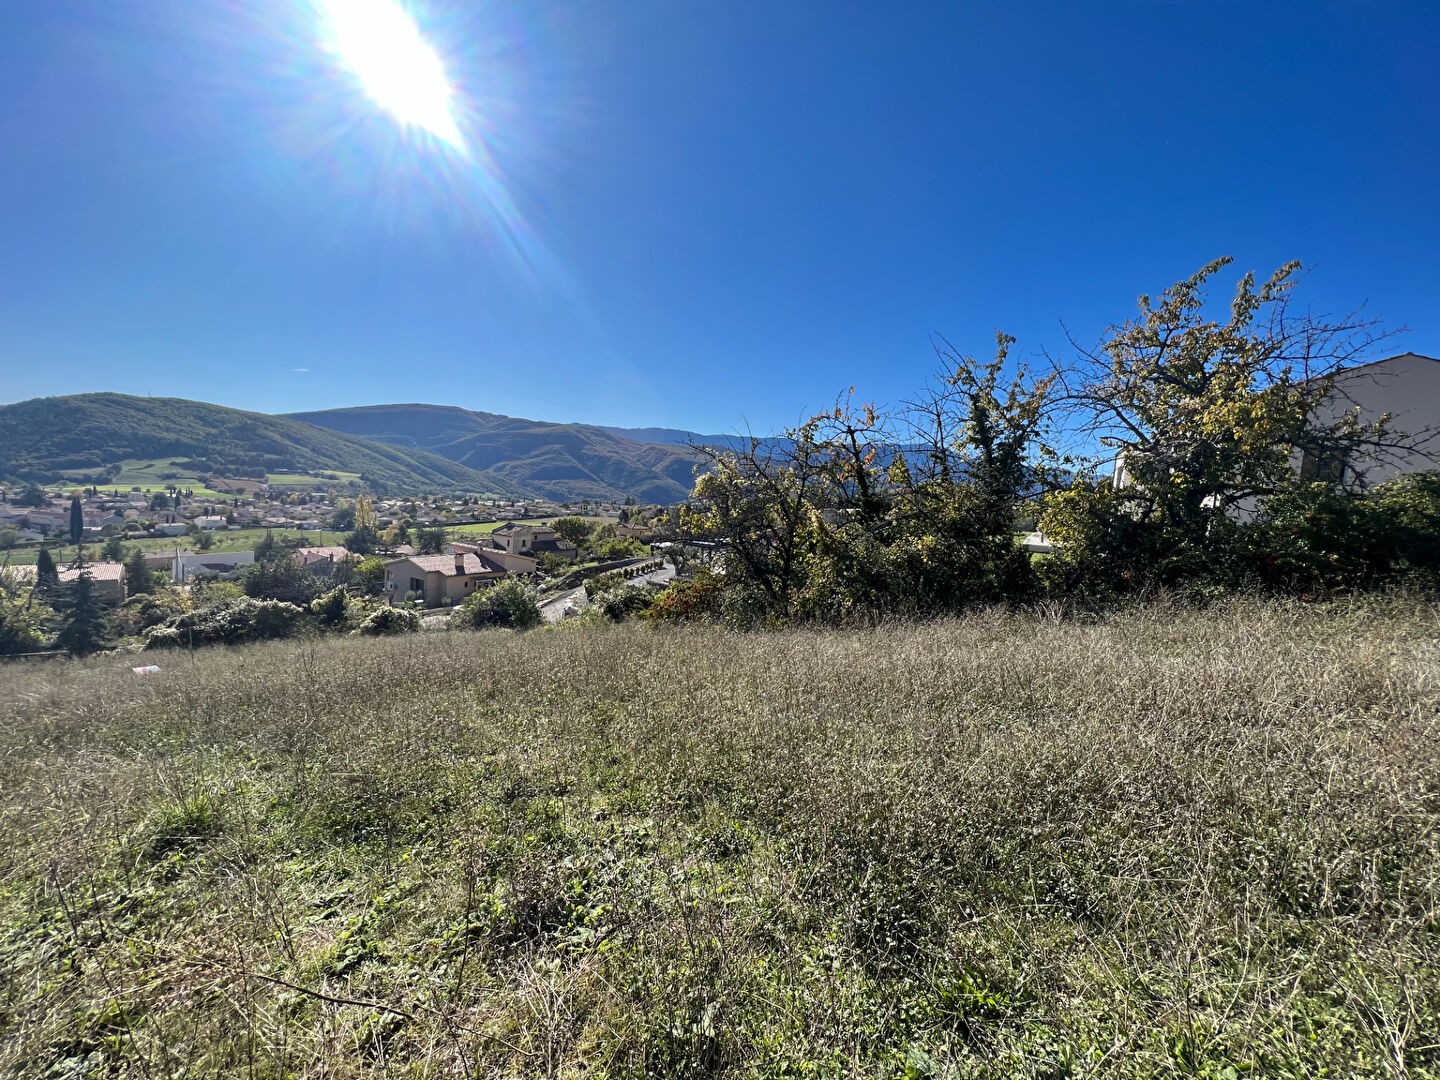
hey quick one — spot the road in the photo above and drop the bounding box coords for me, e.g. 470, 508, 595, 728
538, 563, 676, 624
539, 586, 587, 624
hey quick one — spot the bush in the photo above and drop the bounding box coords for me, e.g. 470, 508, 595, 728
1241, 483, 1398, 593
144, 597, 307, 649
646, 571, 725, 622
355, 606, 420, 636
590, 585, 656, 622
452, 579, 542, 631
309, 586, 351, 627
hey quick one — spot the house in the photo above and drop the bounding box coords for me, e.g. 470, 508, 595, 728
489, 523, 578, 562
152, 522, 189, 537
57, 561, 126, 605
1111, 351, 1440, 498
168, 551, 255, 583
383, 552, 510, 608
294, 545, 356, 575
615, 523, 654, 540
1307, 352, 1440, 486
446, 541, 538, 575
193, 515, 228, 531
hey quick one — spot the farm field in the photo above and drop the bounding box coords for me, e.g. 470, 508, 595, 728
1, 598, 1436, 1077
57, 459, 364, 499
0, 528, 349, 566
60, 458, 237, 500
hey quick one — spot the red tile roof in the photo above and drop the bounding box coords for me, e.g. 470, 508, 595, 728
396, 553, 506, 577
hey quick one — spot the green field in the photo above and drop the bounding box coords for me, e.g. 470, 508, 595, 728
60, 458, 236, 500
57, 459, 366, 500
265, 471, 362, 488
2, 599, 1436, 1076
0, 528, 349, 566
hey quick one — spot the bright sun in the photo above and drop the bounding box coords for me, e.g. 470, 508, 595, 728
317, 0, 465, 152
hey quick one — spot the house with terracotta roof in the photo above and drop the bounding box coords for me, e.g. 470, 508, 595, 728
383, 551, 510, 608
58, 561, 126, 605
489, 522, 578, 562
446, 540, 538, 575
294, 545, 356, 576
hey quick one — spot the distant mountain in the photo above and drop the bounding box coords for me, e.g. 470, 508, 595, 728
286, 404, 706, 503
595, 424, 727, 448
0, 393, 526, 496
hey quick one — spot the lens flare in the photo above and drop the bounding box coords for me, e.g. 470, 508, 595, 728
316, 0, 464, 151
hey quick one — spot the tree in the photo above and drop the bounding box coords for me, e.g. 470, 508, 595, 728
124, 548, 156, 596
241, 554, 321, 605
0, 527, 19, 551
550, 517, 595, 548
415, 526, 447, 554
34, 547, 59, 592
0, 587, 49, 655
196, 529, 215, 551
101, 534, 126, 563
68, 495, 83, 546
352, 556, 388, 596
54, 555, 112, 656
1044, 257, 1403, 587
253, 530, 281, 563
15, 484, 48, 508
343, 525, 379, 555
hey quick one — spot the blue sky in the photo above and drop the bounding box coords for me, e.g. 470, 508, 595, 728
2, 0, 1436, 435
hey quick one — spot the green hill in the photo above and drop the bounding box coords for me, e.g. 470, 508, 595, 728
286, 403, 704, 503
0, 393, 526, 496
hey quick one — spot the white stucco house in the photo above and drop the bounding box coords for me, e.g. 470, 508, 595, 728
1307, 352, 1440, 486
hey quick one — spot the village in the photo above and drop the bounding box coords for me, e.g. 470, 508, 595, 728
0, 478, 682, 622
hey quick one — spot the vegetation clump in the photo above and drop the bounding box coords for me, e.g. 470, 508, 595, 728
144, 596, 307, 649
354, 605, 420, 635
451, 579, 542, 631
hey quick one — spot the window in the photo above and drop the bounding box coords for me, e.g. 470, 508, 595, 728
409, 577, 424, 592
1300, 448, 1348, 485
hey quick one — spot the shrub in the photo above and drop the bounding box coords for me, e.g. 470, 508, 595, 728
144, 597, 307, 649
309, 586, 351, 627
646, 572, 725, 622
452, 579, 541, 631
355, 606, 420, 636
1241, 483, 1398, 593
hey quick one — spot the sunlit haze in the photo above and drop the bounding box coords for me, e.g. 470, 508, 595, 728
316, 0, 464, 151
0, 2, 1436, 432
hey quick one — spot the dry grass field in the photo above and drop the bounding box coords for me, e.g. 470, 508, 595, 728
1, 598, 1438, 1077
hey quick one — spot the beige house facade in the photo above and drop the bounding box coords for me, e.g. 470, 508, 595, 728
384, 552, 507, 608
1310, 352, 1440, 486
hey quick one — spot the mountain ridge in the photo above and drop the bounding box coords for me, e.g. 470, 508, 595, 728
0, 393, 527, 497
285, 403, 711, 503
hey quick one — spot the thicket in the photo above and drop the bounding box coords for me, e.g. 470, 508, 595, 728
685, 259, 1438, 623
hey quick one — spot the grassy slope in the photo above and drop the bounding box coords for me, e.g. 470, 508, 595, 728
1, 601, 1438, 1076
0, 394, 526, 497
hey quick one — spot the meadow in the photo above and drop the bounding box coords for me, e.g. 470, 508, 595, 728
0, 528, 350, 566
1, 599, 1437, 1077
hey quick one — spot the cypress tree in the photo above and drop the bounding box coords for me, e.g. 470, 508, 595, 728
124, 549, 154, 596
54, 555, 111, 656
34, 547, 59, 592
69, 494, 83, 546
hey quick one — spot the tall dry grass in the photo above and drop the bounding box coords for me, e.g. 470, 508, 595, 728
1, 596, 1437, 1077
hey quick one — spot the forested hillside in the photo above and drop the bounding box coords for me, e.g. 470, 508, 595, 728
0, 394, 526, 496
287, 403, 703, 503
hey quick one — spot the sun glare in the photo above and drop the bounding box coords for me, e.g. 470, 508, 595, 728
317, 0, 465, 152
